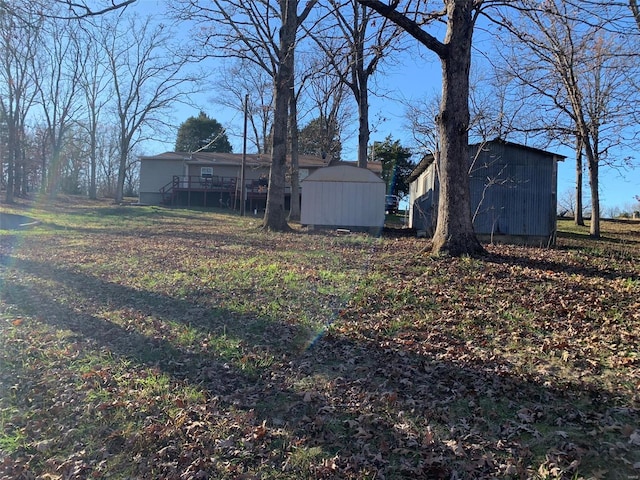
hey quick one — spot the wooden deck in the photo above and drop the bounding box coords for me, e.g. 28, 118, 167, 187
160, 175, 269, 210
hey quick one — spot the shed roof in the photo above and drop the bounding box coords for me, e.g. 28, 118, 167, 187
408, 138, 566, 183
303, 165, 384, 183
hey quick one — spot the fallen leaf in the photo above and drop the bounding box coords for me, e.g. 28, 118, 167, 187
253, 421, 267, 441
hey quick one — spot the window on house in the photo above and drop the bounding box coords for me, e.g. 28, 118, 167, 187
201, 167, 213, 178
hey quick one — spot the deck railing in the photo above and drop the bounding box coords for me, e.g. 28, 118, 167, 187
159, 175, 275, 207
172, 175, 238, 190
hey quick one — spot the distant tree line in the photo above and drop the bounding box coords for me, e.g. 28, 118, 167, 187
0, 1, 197, 203
1, 0, 638, 251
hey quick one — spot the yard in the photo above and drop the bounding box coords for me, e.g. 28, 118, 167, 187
0, 197, 638, 479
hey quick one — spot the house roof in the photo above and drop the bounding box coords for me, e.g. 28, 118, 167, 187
140, 151, 330, 169
140, 151, 383, 173
407, 138, 566, 183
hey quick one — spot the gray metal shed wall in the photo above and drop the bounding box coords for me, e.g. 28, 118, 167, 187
469, 142, 556, 238
409, 142, 558, 242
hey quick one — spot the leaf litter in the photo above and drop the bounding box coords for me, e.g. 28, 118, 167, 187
0, 198, 638, 479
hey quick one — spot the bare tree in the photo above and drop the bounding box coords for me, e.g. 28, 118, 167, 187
356, 0, 483, 255
101, 15, 198, 203
309, 0, 402, 168
467, 67, 534, 144
405, 93, 440, 160
0, 4, 41, 202
77, 21, 112, 200
96, 125, 120, 197
407, 65, 530, 158
264, 0, 321, 228
34, 17, 85, 195
357, 0, 640, 252
214, 60, 274, 154
298, 53, 354, 161
175, 0, 318, 230
495, 1, 639, 238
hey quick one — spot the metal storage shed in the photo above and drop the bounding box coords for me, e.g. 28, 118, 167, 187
408, 139, 565, 246
301, 165, 386, 232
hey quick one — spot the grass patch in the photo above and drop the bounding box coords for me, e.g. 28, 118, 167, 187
0, 197, 638, 479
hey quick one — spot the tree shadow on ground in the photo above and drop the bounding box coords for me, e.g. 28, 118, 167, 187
1, 252, 638, 479
482, 248, 639, 282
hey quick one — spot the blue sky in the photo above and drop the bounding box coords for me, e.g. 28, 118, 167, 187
132, 0, 639, 214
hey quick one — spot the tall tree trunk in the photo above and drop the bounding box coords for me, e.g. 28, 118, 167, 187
356, 79, 370, 168
40, 151, 47, 194
115, 151, 126, 203
288, 78, 301, 222
46, 150, 61, 196
263, 0, 295, 231
357, 65, 371, 168
587, 157, 600, 237
15, 153, 23, 196
431, 0, 483, 256
115, 129, 127, 203
579, 128, 600, 237
5, 127, 16, 203
353, 3, 371, 170
89, 129, 97, 200
575, 135, 584, 226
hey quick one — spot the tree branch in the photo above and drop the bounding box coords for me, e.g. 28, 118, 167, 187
49, 0, 137, 19
631, 0, 640, 29
355, 0, 446, 58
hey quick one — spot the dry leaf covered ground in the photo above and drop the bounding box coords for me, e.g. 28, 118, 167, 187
0, 197, 638, 480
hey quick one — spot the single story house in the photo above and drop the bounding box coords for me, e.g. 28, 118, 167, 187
301, 164, 386, 233
408, 138, 565, 246
139, 151, 382, 212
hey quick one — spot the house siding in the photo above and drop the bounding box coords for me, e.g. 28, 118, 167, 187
186, 164, 243, 181
138, 152, 383, 208
139, 159, 184, 205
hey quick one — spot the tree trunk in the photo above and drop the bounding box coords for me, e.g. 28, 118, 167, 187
431, 0, 483, 256
16, 155, 24, 196
575, 135, 584, 226
587, 156, 600, 237
357, 82, 370, 168
288, 79, 301, 222
580, 127, 600, 238
5, 127, 16, 204
115, 143, 127, 203
46, 150, 61, 196
89, 130, 97, 200
40, 148, 47, 194
263, 0, 295, 231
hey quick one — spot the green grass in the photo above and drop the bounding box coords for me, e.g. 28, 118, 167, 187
0, 197, 638, 479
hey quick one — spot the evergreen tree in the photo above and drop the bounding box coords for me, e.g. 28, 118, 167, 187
370, 136, 413, 198
174, 111, 232, 153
